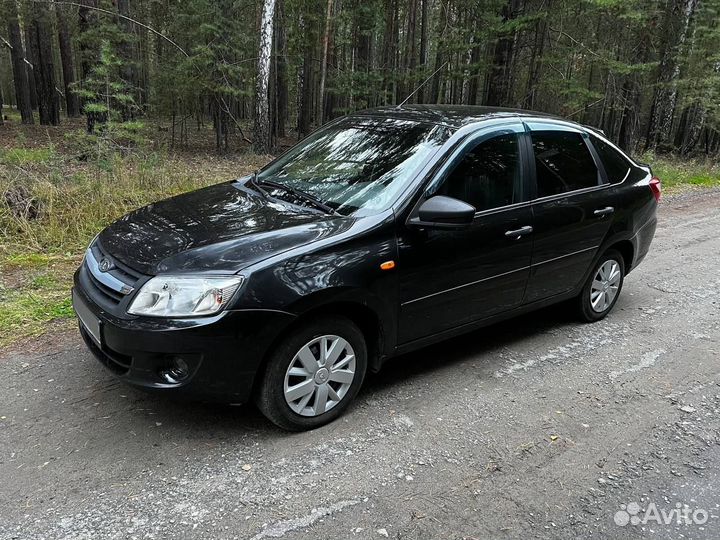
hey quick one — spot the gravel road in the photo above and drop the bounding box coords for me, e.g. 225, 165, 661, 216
1, 190, 719, 540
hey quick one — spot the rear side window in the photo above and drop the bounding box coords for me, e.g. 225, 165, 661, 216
531, 131, 599, 197
590, 135, 632, 184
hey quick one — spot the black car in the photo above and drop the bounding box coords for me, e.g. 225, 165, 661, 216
72, 105, 660, 430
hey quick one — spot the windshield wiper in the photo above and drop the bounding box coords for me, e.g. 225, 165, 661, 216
251, 174, 339, 216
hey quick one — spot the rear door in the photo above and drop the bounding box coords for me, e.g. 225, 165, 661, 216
524, 121, 615, 303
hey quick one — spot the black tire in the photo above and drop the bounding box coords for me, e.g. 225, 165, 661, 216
254, 316, 367, 431
576, 248, 625, 322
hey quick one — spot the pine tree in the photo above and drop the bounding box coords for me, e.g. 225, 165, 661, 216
4, 0, 34, 124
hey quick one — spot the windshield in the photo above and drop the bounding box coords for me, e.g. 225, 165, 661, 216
256, 117, 452, 216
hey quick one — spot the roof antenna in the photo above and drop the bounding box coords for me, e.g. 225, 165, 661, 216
396, 61, 449, 109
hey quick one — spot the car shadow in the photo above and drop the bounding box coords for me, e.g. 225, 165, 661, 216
88, 300, 583, 438
360, 301, 577, 397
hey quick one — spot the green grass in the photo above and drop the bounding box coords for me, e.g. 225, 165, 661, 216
2, 108, 22, 123
0, 146, 56, 166
643, 154, 720, 191
4, 252, 55, 267
0, 272, 75, 347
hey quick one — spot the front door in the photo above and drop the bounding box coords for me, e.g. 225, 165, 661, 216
397, 125, 533, 344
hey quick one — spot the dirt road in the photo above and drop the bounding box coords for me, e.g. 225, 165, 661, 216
1, 190, 719, 540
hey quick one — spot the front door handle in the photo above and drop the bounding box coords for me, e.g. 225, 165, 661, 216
505, 225, 533, 239
593, 206, 615, 217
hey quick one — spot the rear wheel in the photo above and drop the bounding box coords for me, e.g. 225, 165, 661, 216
576, 249, 625, 322
255, 316, 367, 431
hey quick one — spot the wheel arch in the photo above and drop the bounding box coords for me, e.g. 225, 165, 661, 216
301, 301, 386, 372
608, 239, 634, 273
251, 296, 390, 398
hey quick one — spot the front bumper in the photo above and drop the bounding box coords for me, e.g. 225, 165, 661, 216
72, 275, 296, 403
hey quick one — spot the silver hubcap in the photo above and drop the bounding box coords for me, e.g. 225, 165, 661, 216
590, 259, 621, 313
283, 335, 356, 417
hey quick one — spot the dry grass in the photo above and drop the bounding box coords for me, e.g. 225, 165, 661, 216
0, 150, 269, 253
0, 115, 273, 346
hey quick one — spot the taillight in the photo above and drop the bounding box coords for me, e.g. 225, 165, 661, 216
649, 176, 661, 202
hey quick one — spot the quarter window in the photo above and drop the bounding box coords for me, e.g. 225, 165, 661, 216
531, 131, 599, 197
590, 135, 632, 184
433, 132, 520, 212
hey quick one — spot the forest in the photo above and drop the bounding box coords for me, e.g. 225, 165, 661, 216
0, 0, 718, 156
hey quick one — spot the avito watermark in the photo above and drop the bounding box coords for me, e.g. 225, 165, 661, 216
614, 501, 709, 527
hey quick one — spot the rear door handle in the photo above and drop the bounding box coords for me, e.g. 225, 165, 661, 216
593, 206, 615, 217
505, 225, 533, 239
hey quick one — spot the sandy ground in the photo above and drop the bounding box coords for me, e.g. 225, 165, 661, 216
1, 190, 719, 540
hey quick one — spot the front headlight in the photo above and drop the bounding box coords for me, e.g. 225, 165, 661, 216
128, 275, 244, 317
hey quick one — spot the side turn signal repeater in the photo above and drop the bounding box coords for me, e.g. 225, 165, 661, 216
380, 260, 396, 271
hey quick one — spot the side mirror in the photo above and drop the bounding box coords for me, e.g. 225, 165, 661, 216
408, 195, 476, 230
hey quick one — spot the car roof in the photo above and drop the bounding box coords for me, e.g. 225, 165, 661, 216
352, 104, 562, 129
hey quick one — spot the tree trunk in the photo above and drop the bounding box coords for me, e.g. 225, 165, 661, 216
116, 0, 136, 120
136, 3, 151, 108
618, 79, 639, 151
429, 0, 448, 104
523, 1, 548, 110
78, 0, 98, 80
466, 43, 482, 105
399, 0, 418, 103
381, 0, 399, 104
273, 0, 288, 138
645, 0, 698, 152
675, 103, 705, 155
5, 0, 34, 124
429, 46, 443, 104
24, 26, 39, 110
486, 0, 520, 106
418, 0, 429, 102
355, 2, 374, 108
297, 15, 314, 137
56, 6, 81, 117
254, 0, 276, 153
323, 29, 337, 121
317, 0, 334, 125
28, 3, 60, 125
77, 0, 98, 117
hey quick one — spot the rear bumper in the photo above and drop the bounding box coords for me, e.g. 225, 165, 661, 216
72, 278, 297, 403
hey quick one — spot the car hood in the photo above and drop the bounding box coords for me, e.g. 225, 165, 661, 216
98, 181, 356, 275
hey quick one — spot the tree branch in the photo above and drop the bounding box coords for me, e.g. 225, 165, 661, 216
30, 0, 253, 145
38, 0, 190, 57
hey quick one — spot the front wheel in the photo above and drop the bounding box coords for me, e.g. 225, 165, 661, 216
255, 316, 367, 431
576, 249, 625, 322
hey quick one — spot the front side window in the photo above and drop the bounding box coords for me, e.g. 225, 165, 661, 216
531, 131, 600, 197
431, 132, 521, 212
590, 135, 632, 184
257, 117, 452, 216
